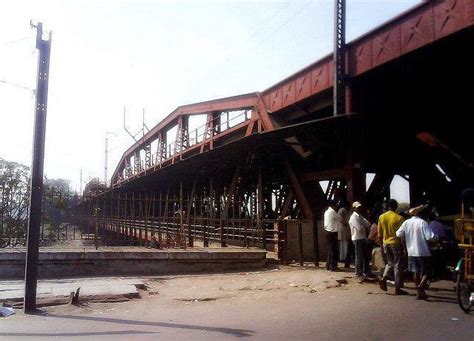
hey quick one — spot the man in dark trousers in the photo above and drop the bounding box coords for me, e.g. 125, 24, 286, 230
349, 201, 372, 277
324, 200, 343, 271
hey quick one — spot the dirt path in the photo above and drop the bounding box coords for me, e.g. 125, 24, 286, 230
1, 266, 472, 340
139, 265, 355, 305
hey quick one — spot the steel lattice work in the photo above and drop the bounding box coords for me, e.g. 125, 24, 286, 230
72, 0, 474, 262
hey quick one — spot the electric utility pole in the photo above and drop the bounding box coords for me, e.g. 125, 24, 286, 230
104, 132, 116, 187
105, 136, 108, 186
24, 21, 52, 314
80, 169, 83, 195
333, 0, 346, 116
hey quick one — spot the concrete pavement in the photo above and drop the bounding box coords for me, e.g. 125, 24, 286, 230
0, 278, 145, 306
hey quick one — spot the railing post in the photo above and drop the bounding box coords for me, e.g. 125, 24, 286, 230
298, 222, 304, 266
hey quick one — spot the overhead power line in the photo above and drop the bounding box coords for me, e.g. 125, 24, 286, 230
0, 34, 35, 48
197, 1, 314, 88
0, 79, 35, 93
252, 1, 313, 49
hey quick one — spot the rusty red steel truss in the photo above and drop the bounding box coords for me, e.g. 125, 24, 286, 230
111, 0, 473, 187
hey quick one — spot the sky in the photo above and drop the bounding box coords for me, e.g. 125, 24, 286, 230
0, 0, 419, 200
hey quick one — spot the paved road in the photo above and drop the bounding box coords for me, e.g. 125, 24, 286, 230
0, 278, 472, 340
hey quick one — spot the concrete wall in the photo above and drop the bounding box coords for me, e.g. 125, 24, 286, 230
285, 220, 327, 262
0, 249, 267, 280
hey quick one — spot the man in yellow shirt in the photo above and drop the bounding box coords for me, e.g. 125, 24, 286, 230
378, 199, 407, 295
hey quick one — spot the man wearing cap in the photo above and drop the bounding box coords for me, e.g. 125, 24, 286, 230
396, 205, 437, 299
324, 200, 344, 271
378, 199, 407, 295
349, 201, 372, 277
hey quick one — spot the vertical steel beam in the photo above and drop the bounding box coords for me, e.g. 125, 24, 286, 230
220, 166, 241, 247
94, 197, 99, 249
257, 166, 266, 249
164, 188, 170, 245
173, 117, 183, 163
298, 222, 304, 266
138, 193, 143, 242
158, 192, 163, 243
179, 181, 184, 247
24, 22, 52, 314
104, 137, 108, 185
200, 113, 212, 153
144, 143, 151, 169
134, 150, 141, 174
187, 177, 197, 247
312, 218, 320, 267
333, 0, 346, 116
346, 118, 366, 204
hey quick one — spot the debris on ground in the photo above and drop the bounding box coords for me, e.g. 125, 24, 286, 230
0, 306, 15, 317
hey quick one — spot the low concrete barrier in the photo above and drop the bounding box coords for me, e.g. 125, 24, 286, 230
0, 248, 267, 279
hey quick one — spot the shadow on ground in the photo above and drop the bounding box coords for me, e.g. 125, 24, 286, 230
0, 330, 158, 337
0, 313, 255, 338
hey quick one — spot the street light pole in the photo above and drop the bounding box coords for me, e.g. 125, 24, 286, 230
24, 21, 52, 314
104, 132, 116, 187
105, 136, 109, 186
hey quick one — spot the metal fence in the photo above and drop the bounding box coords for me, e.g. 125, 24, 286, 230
0, 190, 81, 248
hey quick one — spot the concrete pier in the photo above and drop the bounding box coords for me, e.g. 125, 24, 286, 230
0, 247, 267, 279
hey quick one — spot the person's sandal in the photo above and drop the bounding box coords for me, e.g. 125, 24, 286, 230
379, 279, 387, 291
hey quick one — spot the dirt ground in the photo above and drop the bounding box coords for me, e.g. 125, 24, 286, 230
137, 264, 353, 303
1, 265, 473, 340
2, 264, 357, 313
21, 264, 356, 312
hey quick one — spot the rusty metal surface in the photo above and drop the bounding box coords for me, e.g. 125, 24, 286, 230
111, 94, 260, 185
264, 0, 473, 113
110, 0, 473, 188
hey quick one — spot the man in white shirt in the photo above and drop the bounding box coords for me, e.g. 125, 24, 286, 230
349, 201, 371, 277
396, 205, 437, 300
324, 200, 343, 271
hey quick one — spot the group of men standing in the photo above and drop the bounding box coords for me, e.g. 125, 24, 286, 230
323, 199, 373, 276
324, 198, 438, 300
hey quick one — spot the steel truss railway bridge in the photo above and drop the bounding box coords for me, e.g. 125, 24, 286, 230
73, 0, 473, 262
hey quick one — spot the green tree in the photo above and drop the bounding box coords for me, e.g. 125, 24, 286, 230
0, 157, 30, 246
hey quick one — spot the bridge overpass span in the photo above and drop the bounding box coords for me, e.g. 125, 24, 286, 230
74, 0, 473, 261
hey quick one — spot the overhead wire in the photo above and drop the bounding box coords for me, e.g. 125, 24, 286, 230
197, 0, 314, 88
233, 1, 304, 50
0, 34, 35, 46
0, 32, 37, 95
0, 79, 35, 93
251, 1, 318, 65
252, 1, 313, 49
